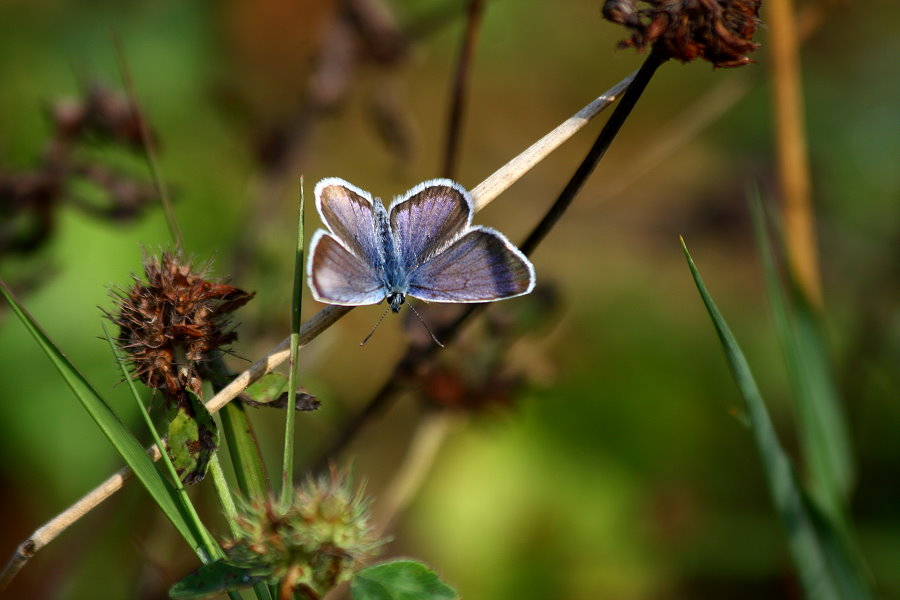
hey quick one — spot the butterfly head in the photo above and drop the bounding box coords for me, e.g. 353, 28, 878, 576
387, 292, 405, 313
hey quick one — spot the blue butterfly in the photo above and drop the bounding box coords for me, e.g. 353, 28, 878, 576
307, 178, 535, 315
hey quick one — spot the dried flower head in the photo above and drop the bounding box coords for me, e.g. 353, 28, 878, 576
50, 83, 149, 150
227, 471, 383, 599
423, 365, 521, 412
602, 0, 762, 67
111, 252, 253, 407
1, 83, 159, 264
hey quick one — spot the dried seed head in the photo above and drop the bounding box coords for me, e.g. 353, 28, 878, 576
602, 0, 762, 67
50, 83, 149, 149
227, 471, 383, 599
111, 252, 253, 407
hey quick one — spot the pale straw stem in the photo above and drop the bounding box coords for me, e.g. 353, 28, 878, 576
2, 71, 636, 588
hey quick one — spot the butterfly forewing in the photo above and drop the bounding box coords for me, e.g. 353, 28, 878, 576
307, 231, 385, 306
406, 226, 535, 303
316, 178, 382, 269
389, 180, 473, 271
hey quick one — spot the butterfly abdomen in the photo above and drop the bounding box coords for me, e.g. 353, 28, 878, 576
373, 199, 409, 300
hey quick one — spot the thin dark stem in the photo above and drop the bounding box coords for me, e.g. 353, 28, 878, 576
310, 52, 666, 473
442, 0, 486, 178
520, 51, 666, 256
405, 1, 474, 41
310, 305, 480, 473
112, 35, 184, 255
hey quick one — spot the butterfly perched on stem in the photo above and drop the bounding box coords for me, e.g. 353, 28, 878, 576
307, 178, 535, 319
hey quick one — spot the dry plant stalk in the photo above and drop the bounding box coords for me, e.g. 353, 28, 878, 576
1, 71, 635, 589
767, 0, 821, 307
374, 411, 465, 536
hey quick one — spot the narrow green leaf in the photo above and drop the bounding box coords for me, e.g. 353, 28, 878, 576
0, 281, 206, 558
750, 197, 854, 511
681, 239, 871, 600
103, 324, 222, 561
208, 454, 239, 536
350, 560, 458, 600
220, 400, 271, 499
282, 176, 305, 506
168, 390, 219, 485
206, 355, 271, 500
169, 559, 268, 599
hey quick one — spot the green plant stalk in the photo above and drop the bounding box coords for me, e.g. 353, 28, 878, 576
681, 238, 871, 599
282, 178, 305, 507
208, 454, 239, 537
102, 324, 223, 561
206, 459, 271, 600
220, 401, 271, 499
205, 377, 273, 600
206, 356, 272, 499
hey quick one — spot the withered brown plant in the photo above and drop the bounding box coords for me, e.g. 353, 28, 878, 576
602, 0, 762, 67
0, 84, 158, 260
111, 251, 254, 408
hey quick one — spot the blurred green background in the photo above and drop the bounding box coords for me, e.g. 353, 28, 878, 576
1, 0, 898, 598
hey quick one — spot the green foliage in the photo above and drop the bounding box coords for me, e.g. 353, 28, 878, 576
170, 558, 460, 600
169, 560, 268, 599
170, 471, 383, 599
167, 390, 219, 485
351, 560, 458, 600
682, 238, 871, 599
243, 372, 289, 405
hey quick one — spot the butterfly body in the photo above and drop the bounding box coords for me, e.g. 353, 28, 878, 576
369, 198, 409, 312
308, 178, 535, 313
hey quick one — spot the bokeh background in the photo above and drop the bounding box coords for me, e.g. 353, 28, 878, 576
1, 1, 898, 598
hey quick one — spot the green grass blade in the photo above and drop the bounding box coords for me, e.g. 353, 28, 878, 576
282, 176, 305, 507
220, 401, 271, 499
102, 325, 223, 560
0, 281, 208, 559
680, 239, 871, 600
206, 357, 271, 500
749, 197, 854, 511
208, 454, 239, 536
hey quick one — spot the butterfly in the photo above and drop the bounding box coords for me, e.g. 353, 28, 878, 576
307, 178, 535, 318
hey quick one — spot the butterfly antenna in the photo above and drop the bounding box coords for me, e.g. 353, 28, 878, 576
407, 303, 444, 348
360, 305, 391, 346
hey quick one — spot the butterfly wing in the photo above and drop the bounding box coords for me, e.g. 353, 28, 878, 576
315, 178, 382, 270
307, 231, 385, 306
388, 179, 473, 271
406, 226, 535, 303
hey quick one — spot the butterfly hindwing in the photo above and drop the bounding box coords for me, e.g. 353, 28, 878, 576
307, 231, 385, 306
406, 226, 535, 303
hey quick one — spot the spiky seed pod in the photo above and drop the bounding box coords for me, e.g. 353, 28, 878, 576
111, 252, 254, 408
226, 471, 383, 599
602, 0, 762, 67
